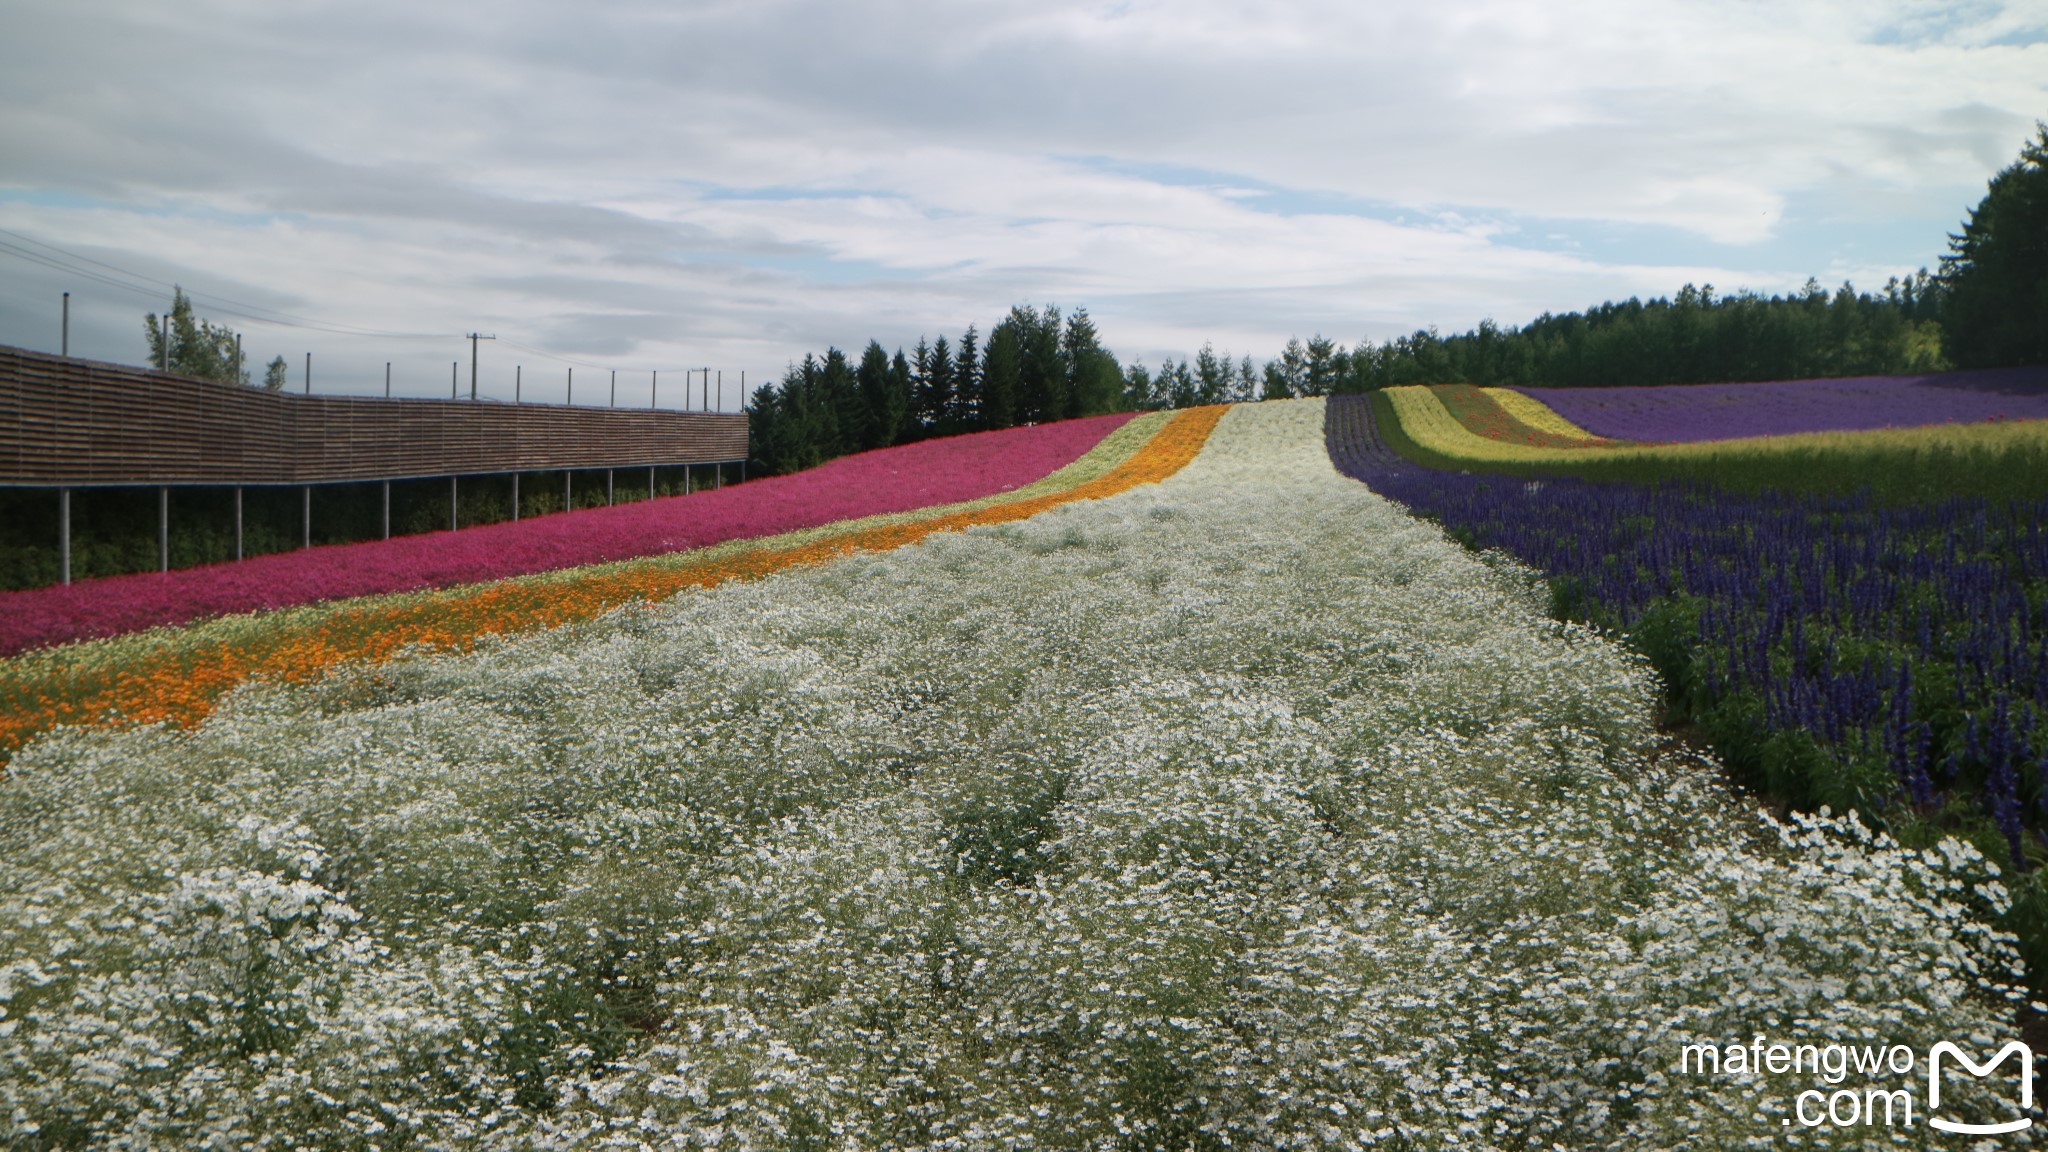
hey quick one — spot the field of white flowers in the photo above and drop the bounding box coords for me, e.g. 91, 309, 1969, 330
1, 399, 2031, 1149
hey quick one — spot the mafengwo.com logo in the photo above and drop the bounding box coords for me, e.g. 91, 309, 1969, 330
1679, 1035, 2037, 1134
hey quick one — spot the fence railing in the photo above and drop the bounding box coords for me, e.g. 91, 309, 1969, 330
0, 344, 748, 487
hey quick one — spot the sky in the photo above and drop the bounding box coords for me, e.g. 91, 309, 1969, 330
1, 0, 2044, 404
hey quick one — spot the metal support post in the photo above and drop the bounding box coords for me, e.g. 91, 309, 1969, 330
652, 370, 657, 409
302, 486, 311, 549
565, 470, 572, 512
58, 487, 70, 585
234, 487, 243, 561
61, 292, 69, 356
467, 333, 494, 400
304, 353, 311, 394
649, 466, 655, 499
450, 476, 458, 530
685, 464, 691, 495
610, 369, 616, 407
451, 362, 458, 399
567, 367, 573, 405
158, 486, 168, 572
607, 469, 614, 505
512, 473, 520, 522
385, 362, 392, 398
515, 365, 521, 402
382, 481, 391, 540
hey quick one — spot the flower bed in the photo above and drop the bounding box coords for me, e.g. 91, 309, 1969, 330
1334, 388, 2048, 968
1516, 365, 2048, 442
1430, 383, 1620, 448
0, 414, 1136, 658
0, 411, 1210, 761
0, 399, 2022, 1149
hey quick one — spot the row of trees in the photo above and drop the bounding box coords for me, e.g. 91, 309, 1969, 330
1341, 276, 1950, 392
747, 305, 1125, 475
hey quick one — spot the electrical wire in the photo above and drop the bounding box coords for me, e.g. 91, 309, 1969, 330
0, 228, 453, 339
1, 226, 737, 379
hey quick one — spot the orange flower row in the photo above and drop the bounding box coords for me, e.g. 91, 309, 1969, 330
0, 406, 1226, 761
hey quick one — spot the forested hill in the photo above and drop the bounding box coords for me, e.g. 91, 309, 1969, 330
1349, 276, 1948, 392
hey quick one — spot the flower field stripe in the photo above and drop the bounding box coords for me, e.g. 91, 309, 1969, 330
1514, 363, 2048, 442
1429, 383, 1627, 449
0, 408, 1218, 761
1388, 382, 2048, 469
1482, 386, 1610, 442
0, 413, 1140, 659
5, 397, 2026, 1148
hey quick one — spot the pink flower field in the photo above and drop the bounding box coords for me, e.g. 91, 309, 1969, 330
0, 414, 1133, 658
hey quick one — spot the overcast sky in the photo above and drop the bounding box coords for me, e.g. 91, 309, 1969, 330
2, 0, 2044, 403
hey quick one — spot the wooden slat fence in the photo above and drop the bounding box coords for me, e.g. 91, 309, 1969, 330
0, 344, 748, 486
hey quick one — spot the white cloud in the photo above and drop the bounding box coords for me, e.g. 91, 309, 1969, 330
0, 0, 2042, 393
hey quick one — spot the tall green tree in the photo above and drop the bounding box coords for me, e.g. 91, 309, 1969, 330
951, 327, 979, 432
145, 287, 248, 384
1193, 343, 1231, 405
820, 347, 861, 456
1942, 122, 2048, 368
1061, 307, 1123, 416
979, 319, 1021, 429
1005, 305, 1066, 423
855, 340, 908, 449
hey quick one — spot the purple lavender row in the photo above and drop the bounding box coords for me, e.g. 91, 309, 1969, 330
1515, 365, 2048, 442
1325, 393, 2048, 866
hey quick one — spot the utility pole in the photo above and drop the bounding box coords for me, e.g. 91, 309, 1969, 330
610, 369, 616, 407
467, 333, 495, 400
304, 352, 311, 395
385, 362, 392, 398
61, 292, 69, 356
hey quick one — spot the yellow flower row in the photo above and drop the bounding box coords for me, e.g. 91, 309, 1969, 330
1387, 384, 2048, 466
1481, 388, 1610, 442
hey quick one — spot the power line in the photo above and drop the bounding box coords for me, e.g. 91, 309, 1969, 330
2, 227, 747, 382
0, 228, 453, 339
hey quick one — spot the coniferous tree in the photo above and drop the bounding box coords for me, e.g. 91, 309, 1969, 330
1942, 122, 2048, 368
920, 334, 954, 436
951, 327, 979, 432
1163, 358, 1197, 408
980, 319, 1021, 429
855, 340, 900, 449
888, 348, 914, 443
909, 337, 936, 436
819, 348, 860, 457
1062, 307, 1123, 416
1122, 360, 1160, 410
1303, 334, 1345, 395
1193, 343, 1231, 405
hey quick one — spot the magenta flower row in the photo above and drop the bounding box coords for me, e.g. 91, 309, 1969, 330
0, 414, 1133, 658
